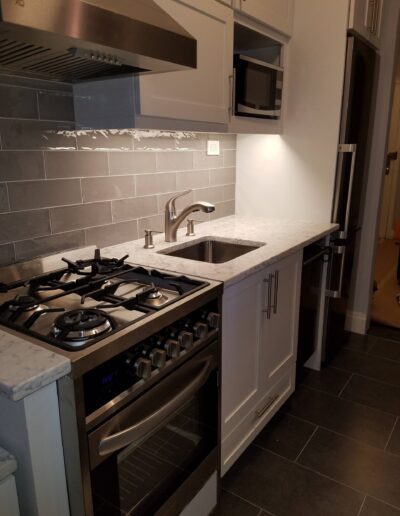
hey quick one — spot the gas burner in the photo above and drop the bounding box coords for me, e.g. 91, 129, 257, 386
52, 309, 113, 346
137, 284, 169, 308
62, 249, 129, 276
8, 295, 45, 313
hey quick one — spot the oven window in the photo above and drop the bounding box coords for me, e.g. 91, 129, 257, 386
90, 370, 218, 516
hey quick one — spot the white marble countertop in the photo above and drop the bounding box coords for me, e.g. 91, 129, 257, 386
0, 330, 71, 401
0, 446, 17, 481
0, 215, 337, 402
101, 215, 338, 287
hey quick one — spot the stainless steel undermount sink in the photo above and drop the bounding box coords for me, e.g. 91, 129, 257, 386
159, 238, 265, 264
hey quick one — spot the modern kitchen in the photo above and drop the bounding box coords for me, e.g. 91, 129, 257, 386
0, 1, 399, 515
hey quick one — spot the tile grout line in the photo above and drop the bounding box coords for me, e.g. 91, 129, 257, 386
282, 410, 399, 455
384, 416, 398, 451
294, 425, 319, 463
337, 373, 354, 397
221, 488, 271, 514
356, 495, 367, 516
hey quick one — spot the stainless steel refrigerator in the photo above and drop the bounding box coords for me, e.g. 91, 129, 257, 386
322, 35, 378, 362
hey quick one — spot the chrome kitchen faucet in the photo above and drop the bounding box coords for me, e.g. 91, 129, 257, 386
164, 190, 215, 242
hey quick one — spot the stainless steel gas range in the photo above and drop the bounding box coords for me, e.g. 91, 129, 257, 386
0, 248, 222, 516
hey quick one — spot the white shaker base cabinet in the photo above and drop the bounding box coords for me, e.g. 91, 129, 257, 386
221, 250, 302, 475
138, 0, 233, 125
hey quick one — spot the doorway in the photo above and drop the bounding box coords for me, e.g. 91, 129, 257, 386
371, 68, 400, 334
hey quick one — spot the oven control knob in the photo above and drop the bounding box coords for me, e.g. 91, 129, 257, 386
134, 358, 152, 380
207, 312, 221, 330
164, 339, 181, 358
193, 322, 208, 339
178, 331, 194, 349
149, 348, 167, 368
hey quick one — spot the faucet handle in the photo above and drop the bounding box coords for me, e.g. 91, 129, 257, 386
143, 229, 162, 249
166, 189, 192, 215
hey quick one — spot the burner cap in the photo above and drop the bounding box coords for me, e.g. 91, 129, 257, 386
52, 309, 113, 342
9, 295, 39, 311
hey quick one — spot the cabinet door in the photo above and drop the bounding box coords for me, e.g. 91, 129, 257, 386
138, 0, 233, 124
259, 251, 302, 387
349, 0, 383, 48
221, 268, 266, 440
235, 0, 294, 36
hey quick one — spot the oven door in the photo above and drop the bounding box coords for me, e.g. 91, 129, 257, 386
234, 54, 282, 119
87, 342, 219, 516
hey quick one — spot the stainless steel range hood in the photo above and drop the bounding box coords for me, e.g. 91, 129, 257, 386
0, 0, 197, 83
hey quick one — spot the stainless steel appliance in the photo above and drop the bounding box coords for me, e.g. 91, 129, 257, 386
0, 0, 197, 82
233, 54, 283, 120
0, 248, 222, 515
323, 35, 378, 361
298, 241, 330, 368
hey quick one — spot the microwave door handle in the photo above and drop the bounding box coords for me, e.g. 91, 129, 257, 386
97, 356, 213, 457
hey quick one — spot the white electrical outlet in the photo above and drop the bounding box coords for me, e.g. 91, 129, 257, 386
207, 140, 220, 156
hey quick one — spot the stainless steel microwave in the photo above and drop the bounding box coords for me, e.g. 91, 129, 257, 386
234, 54, 283, 120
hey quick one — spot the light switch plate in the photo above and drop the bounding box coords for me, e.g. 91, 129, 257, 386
207, 140, 220, 156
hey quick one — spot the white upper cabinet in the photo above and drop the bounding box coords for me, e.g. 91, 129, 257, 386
137, 0, 233, 125
349, 0, 384, 49
233, 0, 294, 36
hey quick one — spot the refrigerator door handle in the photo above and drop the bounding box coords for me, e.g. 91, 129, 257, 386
337, 143, 357, 239
326, 245, 346, 299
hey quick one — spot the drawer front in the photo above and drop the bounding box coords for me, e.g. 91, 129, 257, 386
221, 364, 295, 475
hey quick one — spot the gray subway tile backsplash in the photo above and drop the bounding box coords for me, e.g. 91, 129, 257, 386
0, 184, 9, 213
82, 175, 135, 203
14, 230, 86, 262
37, 90, 74, 122
8, 179, 82, 211
45, 151, 109, 178
0, 210, 50, 244
0, 74, 236, 266
0, 85, 39, 119
109, 151, 157, 175
50, 202, 112, 233
0, 151, 45, 182
0, 243, 15, 266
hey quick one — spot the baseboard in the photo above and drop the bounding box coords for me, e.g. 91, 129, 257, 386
345, 311, 368, 334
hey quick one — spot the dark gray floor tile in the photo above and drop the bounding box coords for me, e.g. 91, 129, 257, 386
298, 428, 400, 508
369, 339, 400, 363
344, 332, 375, 353
330, 348, 400, 388
369, 325, 400, 343
341, 375, 400, 416
214, 491, 260, 516
360, 497, 400, 516
222, 446, 363, 516
387, 420, 400, 456
285, 385, 396, 449
299, 366, 351, 395
253, 412, 316, 461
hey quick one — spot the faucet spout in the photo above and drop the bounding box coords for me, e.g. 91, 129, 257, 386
164, 192, 215, 242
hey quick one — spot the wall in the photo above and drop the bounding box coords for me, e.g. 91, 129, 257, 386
0, 74, 236, 267
235, 0, 349, 222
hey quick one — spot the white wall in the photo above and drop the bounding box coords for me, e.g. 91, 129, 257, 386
236, 0, 349, 222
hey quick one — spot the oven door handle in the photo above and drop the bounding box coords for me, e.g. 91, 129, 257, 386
98, 356, 214, 457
